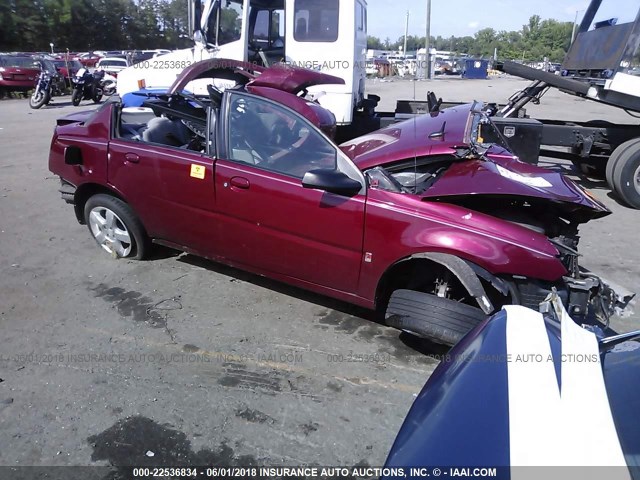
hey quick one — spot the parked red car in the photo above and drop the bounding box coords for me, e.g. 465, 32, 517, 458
75, 52, 101, 68
0, 55, 39, 96
53, 59, 83, 86
48, 59, 633, 346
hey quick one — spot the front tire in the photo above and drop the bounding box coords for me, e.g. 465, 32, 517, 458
29, 88, 49, 109
84, 194, 149, 260
71, 88, 82, 106
385, 289, 487, 346
92, 87, 103, 104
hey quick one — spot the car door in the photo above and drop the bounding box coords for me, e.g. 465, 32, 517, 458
108, 108, 219, 253
215, 91, 366, 293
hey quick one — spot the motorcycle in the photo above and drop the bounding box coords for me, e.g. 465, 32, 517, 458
29, 64, 64, 109
101, 71, 117, 96
70, 68, 104, 106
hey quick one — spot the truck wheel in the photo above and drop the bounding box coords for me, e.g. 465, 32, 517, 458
611, 140, 640, 209
606, 139, 640, 193
84, 194, 149, 260
385, 289, 487, 346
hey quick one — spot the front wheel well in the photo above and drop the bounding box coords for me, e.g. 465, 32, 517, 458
374, 257, 512, 313
73, 183, 126, 224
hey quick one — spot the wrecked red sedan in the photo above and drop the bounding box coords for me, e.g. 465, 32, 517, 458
48, 59, 633, 346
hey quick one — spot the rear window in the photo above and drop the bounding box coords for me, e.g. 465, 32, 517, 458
294, 0, 339, 42
54, 60, 82, 69
99, 59, 127, 67
1, 56, 38, 68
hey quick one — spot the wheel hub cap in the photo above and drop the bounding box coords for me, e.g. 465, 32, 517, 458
88, 207, 132, 257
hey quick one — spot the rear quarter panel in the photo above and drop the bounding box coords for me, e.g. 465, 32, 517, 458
48, 104, 113, 189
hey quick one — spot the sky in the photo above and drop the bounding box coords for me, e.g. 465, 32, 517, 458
367, 0, 638, 42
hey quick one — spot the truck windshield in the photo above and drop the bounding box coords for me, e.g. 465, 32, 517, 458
293, 0, 339, 42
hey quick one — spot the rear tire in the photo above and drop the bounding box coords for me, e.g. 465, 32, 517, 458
71, 88, 82, 106
102, 80, 116, 96
385, 289, 487, 346
84, 194, 149, 260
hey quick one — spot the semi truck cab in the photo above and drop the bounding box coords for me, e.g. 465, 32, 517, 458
116, 0, 368, 125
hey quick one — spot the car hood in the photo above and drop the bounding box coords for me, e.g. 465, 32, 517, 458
340, 103, 609, 221
384, 301, 638, 470
423, 156, 610, 221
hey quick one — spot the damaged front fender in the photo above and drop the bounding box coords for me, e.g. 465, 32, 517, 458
409, 252, 495, 314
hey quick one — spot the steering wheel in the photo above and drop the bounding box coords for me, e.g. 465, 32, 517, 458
269, 119, 298, 147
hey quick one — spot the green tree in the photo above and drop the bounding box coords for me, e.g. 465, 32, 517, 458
367, 35, 384, 50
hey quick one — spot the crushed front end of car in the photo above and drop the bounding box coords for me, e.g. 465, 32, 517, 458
343, 102, 634, 338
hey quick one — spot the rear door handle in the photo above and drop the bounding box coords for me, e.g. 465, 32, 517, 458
229, 176, 250, 189
124, 153, 139, 163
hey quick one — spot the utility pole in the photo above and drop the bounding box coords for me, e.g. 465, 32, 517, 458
425, 0, 431, 79
403, 11, 409, 58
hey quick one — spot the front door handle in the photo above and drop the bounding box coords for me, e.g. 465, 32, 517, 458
230, 176, 250, 189
125, 153, 140, 164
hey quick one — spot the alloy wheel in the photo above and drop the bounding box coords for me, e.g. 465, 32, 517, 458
88, 206, 132, 257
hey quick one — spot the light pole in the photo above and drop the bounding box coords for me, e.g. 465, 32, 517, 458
571, 10, 584, 44
50, 42, 54, 54
403, 10, 409, 59
571, 11, 579, 44
425, 0, 431, 79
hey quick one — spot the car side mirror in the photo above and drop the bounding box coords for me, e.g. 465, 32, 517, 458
302, 169, 362, 197
64, 145, 83, 165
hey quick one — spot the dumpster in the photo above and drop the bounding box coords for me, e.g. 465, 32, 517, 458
462, 59, 489, 79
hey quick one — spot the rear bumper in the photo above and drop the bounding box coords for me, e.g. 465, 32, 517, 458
0, 80, 36, 90
58, 178, 76, 204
